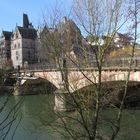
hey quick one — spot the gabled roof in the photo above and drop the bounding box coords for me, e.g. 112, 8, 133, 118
2, 31, 12, 40
17, 26, 37, 39
57, 17, 81, 34
116, 32, 133, 41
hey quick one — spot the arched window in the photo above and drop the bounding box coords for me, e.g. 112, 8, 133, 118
18, 43, 20, 48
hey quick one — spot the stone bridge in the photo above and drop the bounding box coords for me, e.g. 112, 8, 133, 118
24, 68, 140, 92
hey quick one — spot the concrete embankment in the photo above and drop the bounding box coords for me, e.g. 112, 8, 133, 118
17, 78, 57, 95
0, 77, 16, 95
0, 77, 57, 95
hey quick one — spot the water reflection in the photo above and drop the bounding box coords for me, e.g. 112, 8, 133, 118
1, 94, 140, 140
0, 94, 60, 140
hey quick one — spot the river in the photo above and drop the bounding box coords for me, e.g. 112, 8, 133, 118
0, 94, 140, 140
0, 94, 61, 140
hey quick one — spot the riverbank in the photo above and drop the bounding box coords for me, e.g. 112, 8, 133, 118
74, 81, 140, 108
18, 78, 57, 95
0, 77, 57, 95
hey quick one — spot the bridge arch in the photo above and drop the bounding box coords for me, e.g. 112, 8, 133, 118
34, 71, 62, 89
31, 69, 140, 92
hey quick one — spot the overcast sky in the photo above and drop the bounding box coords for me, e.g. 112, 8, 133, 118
0, 0, 72, 32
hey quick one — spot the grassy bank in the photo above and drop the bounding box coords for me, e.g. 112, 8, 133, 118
73, 81, 140, 108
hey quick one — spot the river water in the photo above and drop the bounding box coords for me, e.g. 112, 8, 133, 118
0, 94, 140, 140
0, 94, 61, 140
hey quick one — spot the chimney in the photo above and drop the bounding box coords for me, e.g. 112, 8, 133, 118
23, 13, 30, 28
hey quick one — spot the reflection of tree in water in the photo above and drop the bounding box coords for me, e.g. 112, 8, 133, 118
19, 94, 58, 140
0, 96, 23, 140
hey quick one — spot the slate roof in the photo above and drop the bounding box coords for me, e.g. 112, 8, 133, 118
2, 31, 12, 40
17, 26, 37, 39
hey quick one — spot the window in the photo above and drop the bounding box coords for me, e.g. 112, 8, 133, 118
16, 33, 18, 38
16, 56, 18, 60
14, 44, 16, 49
16, 51, 18, 55
24, 42, 27, 48
30, 42, 32, 47
18, 43, 20, 48
28, 51, 31, 59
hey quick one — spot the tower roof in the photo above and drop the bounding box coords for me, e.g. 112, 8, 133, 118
1, 31, 12, 40
17, 26, 37, 39
23, 13, 30, 28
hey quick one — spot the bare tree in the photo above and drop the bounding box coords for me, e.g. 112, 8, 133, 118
110, 0, 140, 139
39, 0, 140, 140
0, 68, 24, 139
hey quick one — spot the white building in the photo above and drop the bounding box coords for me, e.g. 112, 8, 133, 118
11, 14, 38, 68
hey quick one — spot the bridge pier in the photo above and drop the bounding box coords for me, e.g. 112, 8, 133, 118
54, 81, 74, 111
54, 92, 75, 111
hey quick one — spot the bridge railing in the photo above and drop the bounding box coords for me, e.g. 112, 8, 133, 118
26, 64, 57, 70
21, 58, 140, 71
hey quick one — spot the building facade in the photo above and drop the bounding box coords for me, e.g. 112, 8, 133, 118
11, 14, 38, 68
113, 32, 133, 48
0, 31, 12, 68
38, 17, 83, 68
0, 14, 134, 69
